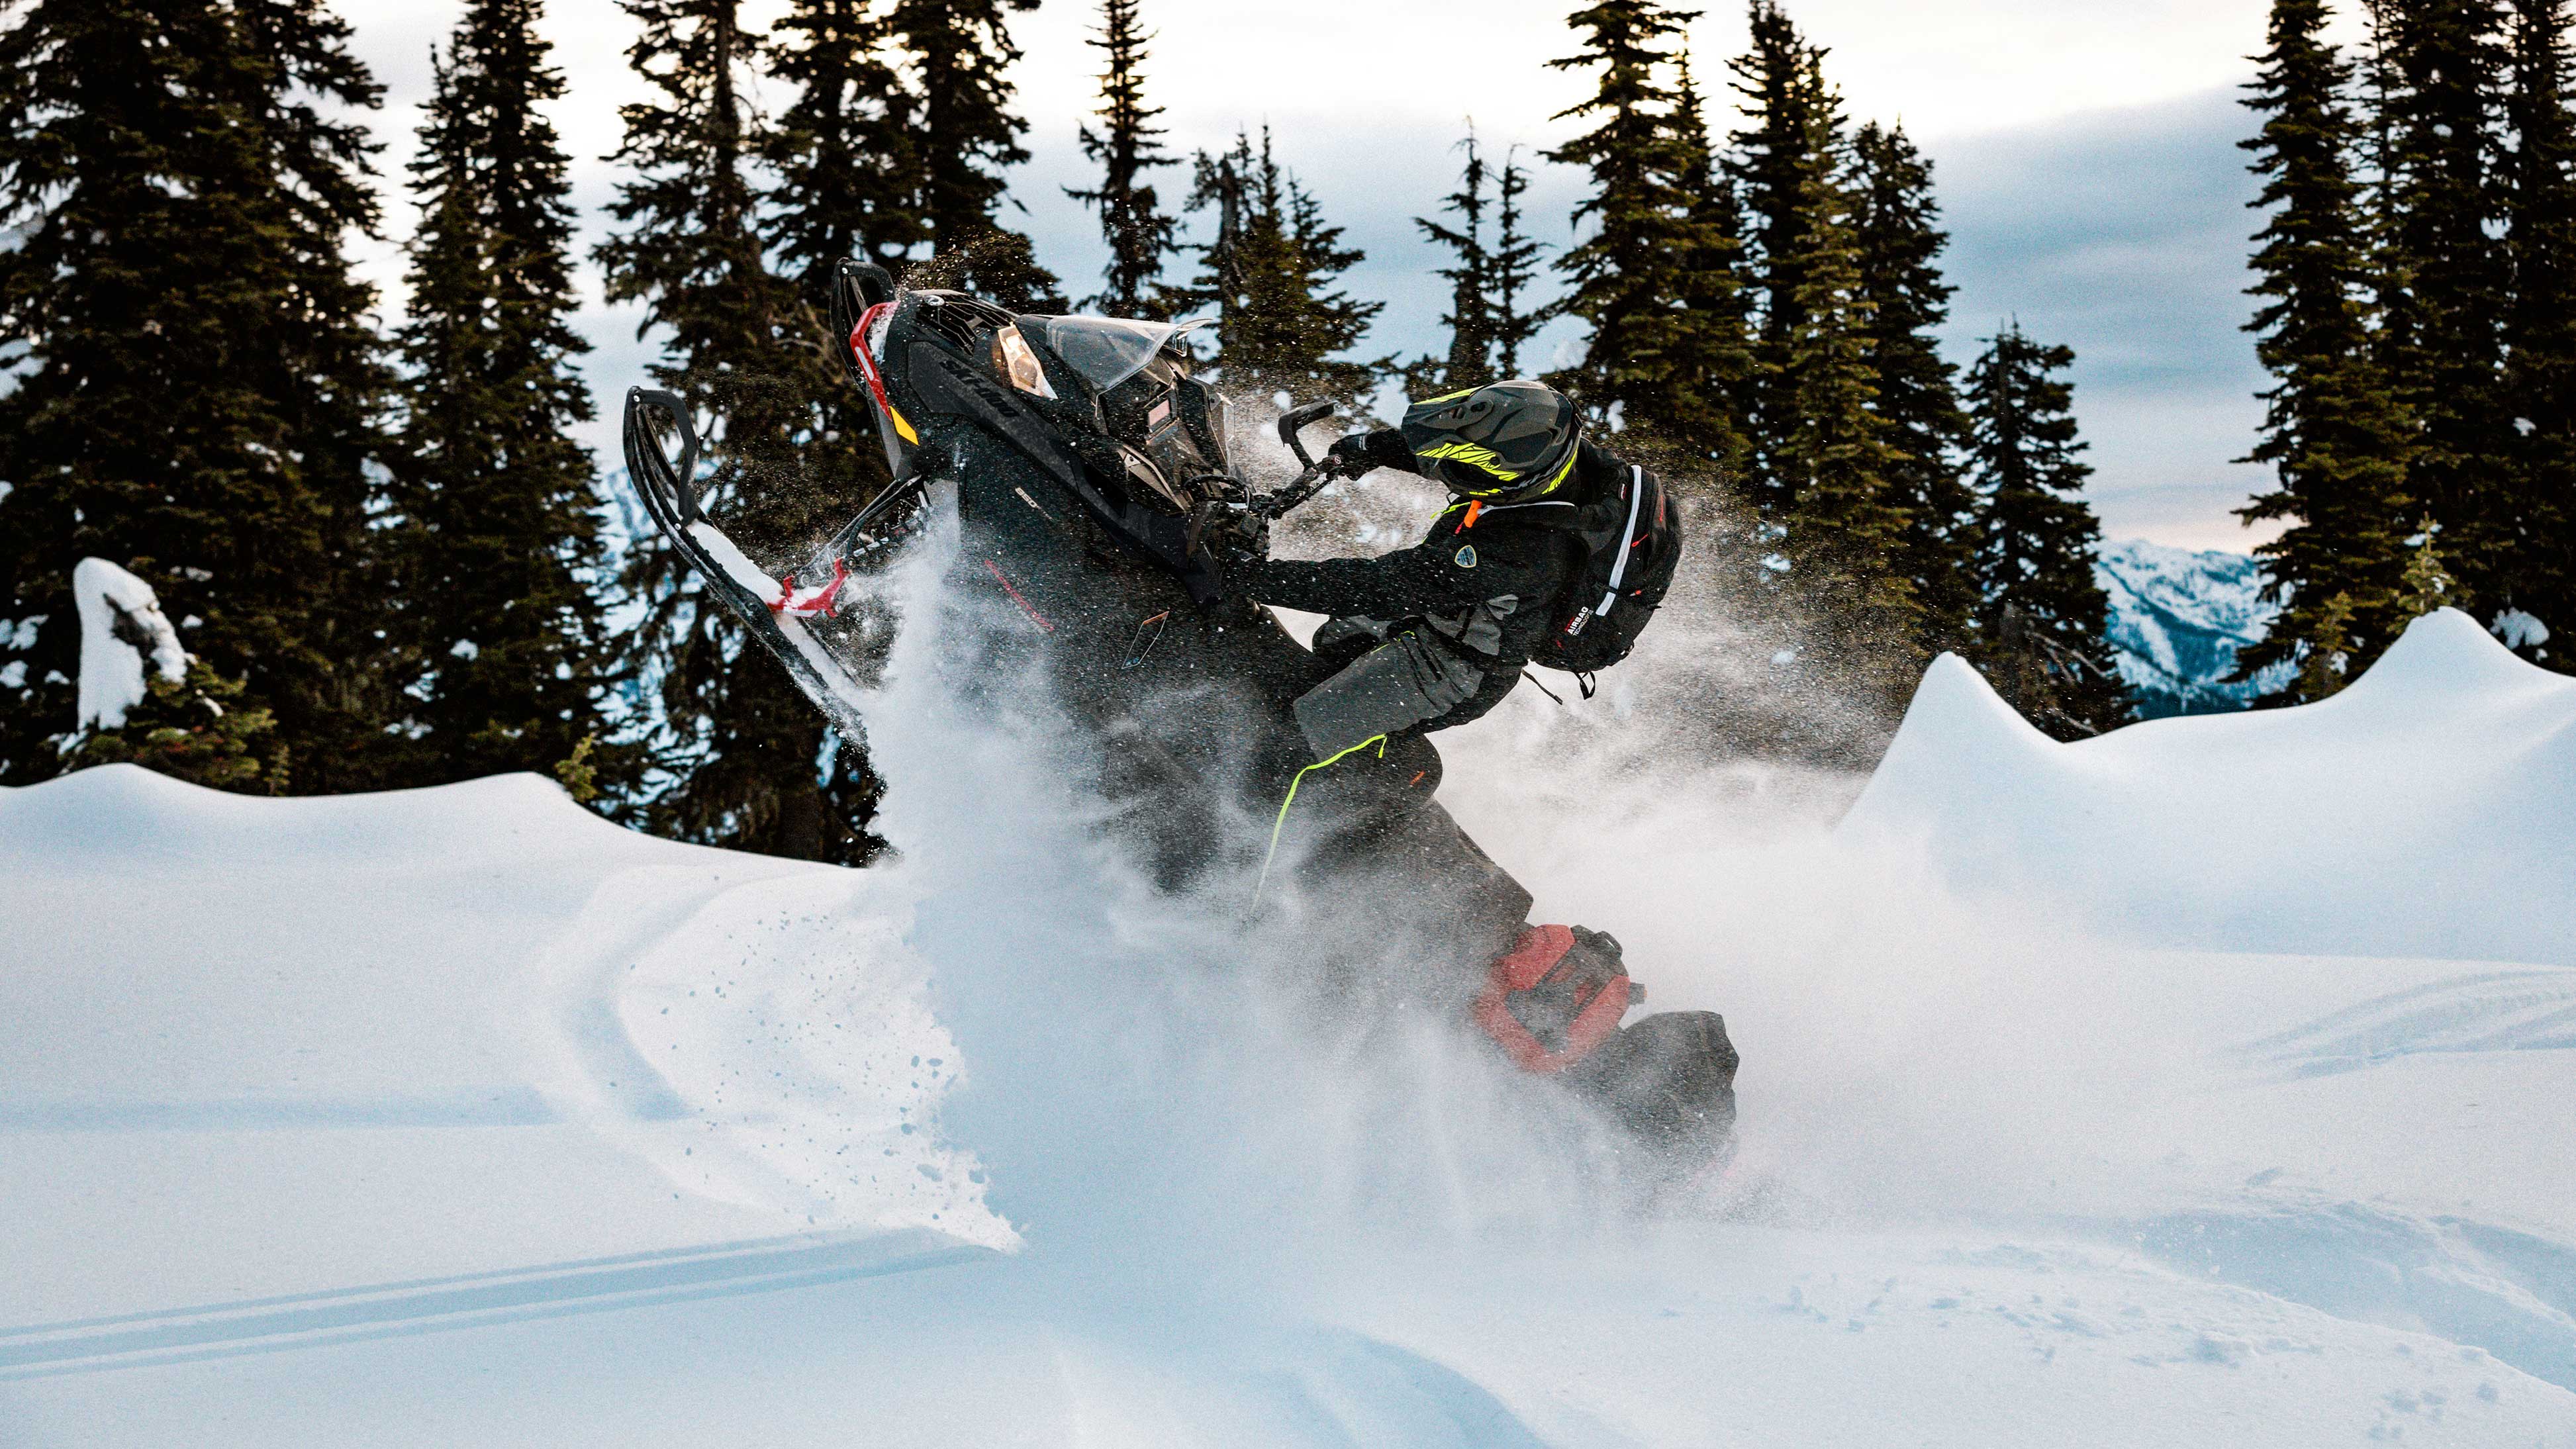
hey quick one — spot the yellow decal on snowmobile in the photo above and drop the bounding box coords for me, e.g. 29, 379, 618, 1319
1415, 441, 1518, 481
885, 402, 920, 445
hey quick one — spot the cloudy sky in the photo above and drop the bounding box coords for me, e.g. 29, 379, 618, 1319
348, 0, 2345, 551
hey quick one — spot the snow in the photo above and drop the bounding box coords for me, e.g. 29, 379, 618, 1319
5, 544, 2574, 1444
1842, 608, 2576, 963
71, 557, 186, 730
2496, 607, 2552, 653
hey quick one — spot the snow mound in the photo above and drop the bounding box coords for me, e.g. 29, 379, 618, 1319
1842, 608, 2576, 962
72, 557, 187, 730
0, 764, 1010, 1322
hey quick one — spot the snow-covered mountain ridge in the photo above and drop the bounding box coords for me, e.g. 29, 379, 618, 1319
2094, 537, 2290, 716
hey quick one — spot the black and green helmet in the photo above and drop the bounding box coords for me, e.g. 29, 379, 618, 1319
1400, 379, 1582, 502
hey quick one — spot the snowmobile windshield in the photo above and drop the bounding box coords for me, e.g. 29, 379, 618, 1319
1031, 316, 1208, 393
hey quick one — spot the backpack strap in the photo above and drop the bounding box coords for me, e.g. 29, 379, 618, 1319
1592, 466, 1646, 621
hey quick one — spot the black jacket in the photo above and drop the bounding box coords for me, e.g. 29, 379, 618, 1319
1242, 433, 1629, 724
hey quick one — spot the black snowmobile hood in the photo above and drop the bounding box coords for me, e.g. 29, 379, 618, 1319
830, 263, 1235, 605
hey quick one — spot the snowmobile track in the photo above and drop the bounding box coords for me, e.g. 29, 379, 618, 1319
0, 1230, 994, 1380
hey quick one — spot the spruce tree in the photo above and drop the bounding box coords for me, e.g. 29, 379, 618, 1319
1850, 120, 1978, 658
597, 0, 877, 863
2395, 515, 2472, 616
1964, 324, 2128, 737
1727, 0, 1828, 503
1412, 134, 1549, 394
886, 0, 1061, 308
73, 659, 284, 791
1065, 0, 1178, 317
0, 0, 397, 792
2372, 0, 2516, 605
1415, 128, 1500, 391
1547, 3, 1747, 466
391, 0, 628, 792
2501, 0, 2576, 663
765, 0, 924, 292
1491, 149, 1546, 377
2236, 0, 2418, 689
1669, 52, 1758, 469
1182, 128, 1384, 409
761, 0, 912, 555
1768, 58, 1917, 675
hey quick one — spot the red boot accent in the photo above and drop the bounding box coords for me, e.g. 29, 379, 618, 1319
1473, 924, 1632, 1074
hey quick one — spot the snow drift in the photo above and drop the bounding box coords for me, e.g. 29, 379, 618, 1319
6, 556, 2575, 1444
1843, 608, 2576, 964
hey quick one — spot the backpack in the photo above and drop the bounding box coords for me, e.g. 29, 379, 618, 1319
1533, 464, 1682, 678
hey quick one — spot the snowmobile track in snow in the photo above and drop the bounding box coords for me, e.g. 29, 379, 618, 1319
2231, 967, 2576, 1078
0, 1229, 994, 1379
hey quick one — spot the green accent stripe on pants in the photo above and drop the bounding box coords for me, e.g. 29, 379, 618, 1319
1252, 733, 1388, 906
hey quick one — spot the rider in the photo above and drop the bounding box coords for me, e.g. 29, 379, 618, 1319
1227, 377, 1663, 1079
1227, 379, 1630, 766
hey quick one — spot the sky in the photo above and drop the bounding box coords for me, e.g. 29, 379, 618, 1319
345, 0, 2340, 553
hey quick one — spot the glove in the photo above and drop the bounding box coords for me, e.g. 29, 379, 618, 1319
1187, 500, 1268, 567
1217, 507, 1270, 563
1325, 433, 1378, 478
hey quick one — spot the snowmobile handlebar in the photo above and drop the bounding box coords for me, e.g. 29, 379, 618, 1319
1243, 399, 1347, 524
1275, 399, 1335, 471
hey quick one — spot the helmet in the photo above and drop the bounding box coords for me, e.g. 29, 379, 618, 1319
1400, 379, 1582, 503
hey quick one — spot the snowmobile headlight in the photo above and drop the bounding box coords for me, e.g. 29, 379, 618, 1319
992, 325, 1057, 400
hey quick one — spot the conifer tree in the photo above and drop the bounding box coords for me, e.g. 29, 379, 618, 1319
1413, 134, 1549, 394
2501, 0, 2576, 662
2395, 516, 2471, 616
2293, 590, 2358, 700
1182, 128, 1384, 408
1769, 58, 1917, 673
1964, 324, 2128, 737
1669, 52, 1758, 467
2371, 0, 2516, 604
761, 0, 912, 548
1415, 128, 1500, 391
886, 0, 1061, 308
2246, 4, 2414, 672
1727, 0, 1829, 500
765, 0, 924, 293
1491, 149, 1546, 377
1065, 0, 1178, 317
391, 0, 628, 792
1850, 120, 1978, 657
1548, 3, 1747, 466
597, 0, 877, 862
2236, 0, 2418, 689
73, 659, 284, 791
0, 0, 397, 792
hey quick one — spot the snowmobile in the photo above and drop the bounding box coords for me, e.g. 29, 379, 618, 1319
620, 260, 1739, 1178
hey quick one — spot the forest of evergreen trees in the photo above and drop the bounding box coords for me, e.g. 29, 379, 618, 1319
3, 0, 2562, 863
2238, 0, 2576, 700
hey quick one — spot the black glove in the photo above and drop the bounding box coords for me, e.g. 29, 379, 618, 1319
1325, 433, 1377, 478
1187, 500, 1268, 566
1218, 507, 1270, 563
